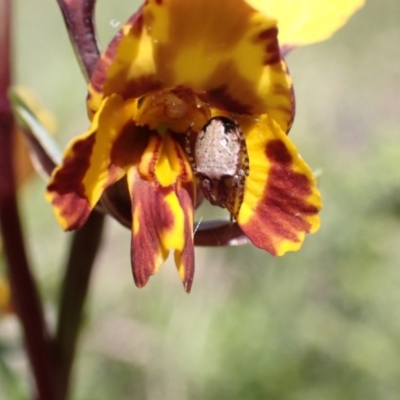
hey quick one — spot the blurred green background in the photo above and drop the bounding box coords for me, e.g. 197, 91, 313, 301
1, 0, 400, 399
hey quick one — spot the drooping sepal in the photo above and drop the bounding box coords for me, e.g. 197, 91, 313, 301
46, 94, 146, 230
128, 171, 169, 288
128, 133, 195, 291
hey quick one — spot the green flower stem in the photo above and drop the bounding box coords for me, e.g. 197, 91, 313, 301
0, 1, 57, 399
54, 211, 105, 400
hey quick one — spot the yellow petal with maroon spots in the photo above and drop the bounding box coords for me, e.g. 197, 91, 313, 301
237, 115, 321, 256
46, 94, 140, 230
246, 0, 364, 49
87, 0, 293, 132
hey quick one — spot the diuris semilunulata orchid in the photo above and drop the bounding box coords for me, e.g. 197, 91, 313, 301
46, 0, 364, 291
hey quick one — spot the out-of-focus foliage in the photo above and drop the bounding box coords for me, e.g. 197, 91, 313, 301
2, 0, 399, 399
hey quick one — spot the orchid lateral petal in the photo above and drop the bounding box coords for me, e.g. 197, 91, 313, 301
246, 0, 365, 50
193, 220, 250, 247
237, 115, 321, 256
9, 90, 61, 178
57, 0, 99, 80
46, 95, 138, 230
87, 0, 294, 132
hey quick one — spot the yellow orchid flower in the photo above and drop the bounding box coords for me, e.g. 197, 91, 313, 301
46, 0, 363, 291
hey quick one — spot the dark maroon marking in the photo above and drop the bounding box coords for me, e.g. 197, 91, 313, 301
254, 27, 281, 65
155, 0, 163, 4
89, 32, 123, 94
131, 14, 144, 38
200, 85, 252, 115
47, 135, 95, 197
47, 135, 97, 230
266, 42, 278, 54
258, 27, 278, 41
263, 43, 281, 65
131, 178, 161, 287
266, 139, 292, 164
50, 124, 150, 231
110, 123, 152, 168
180, 180, 196, 206
51, 194, 91, 231
130, 178, 176, 288
171, 137, 191, 183
156, 185, 176, 230
121, 75, 164, 101
265, 140, 319, 216
147, 135, 162, 178
239, 139, 319, 255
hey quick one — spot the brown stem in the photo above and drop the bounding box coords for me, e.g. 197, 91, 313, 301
56, 0, 100, 80
52, 2, 104, 398
54, 211, 105, 400
193, 220, 250, 246
0, 1, 57, 399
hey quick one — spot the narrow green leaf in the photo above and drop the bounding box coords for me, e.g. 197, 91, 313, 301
8, 89, 62, 177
